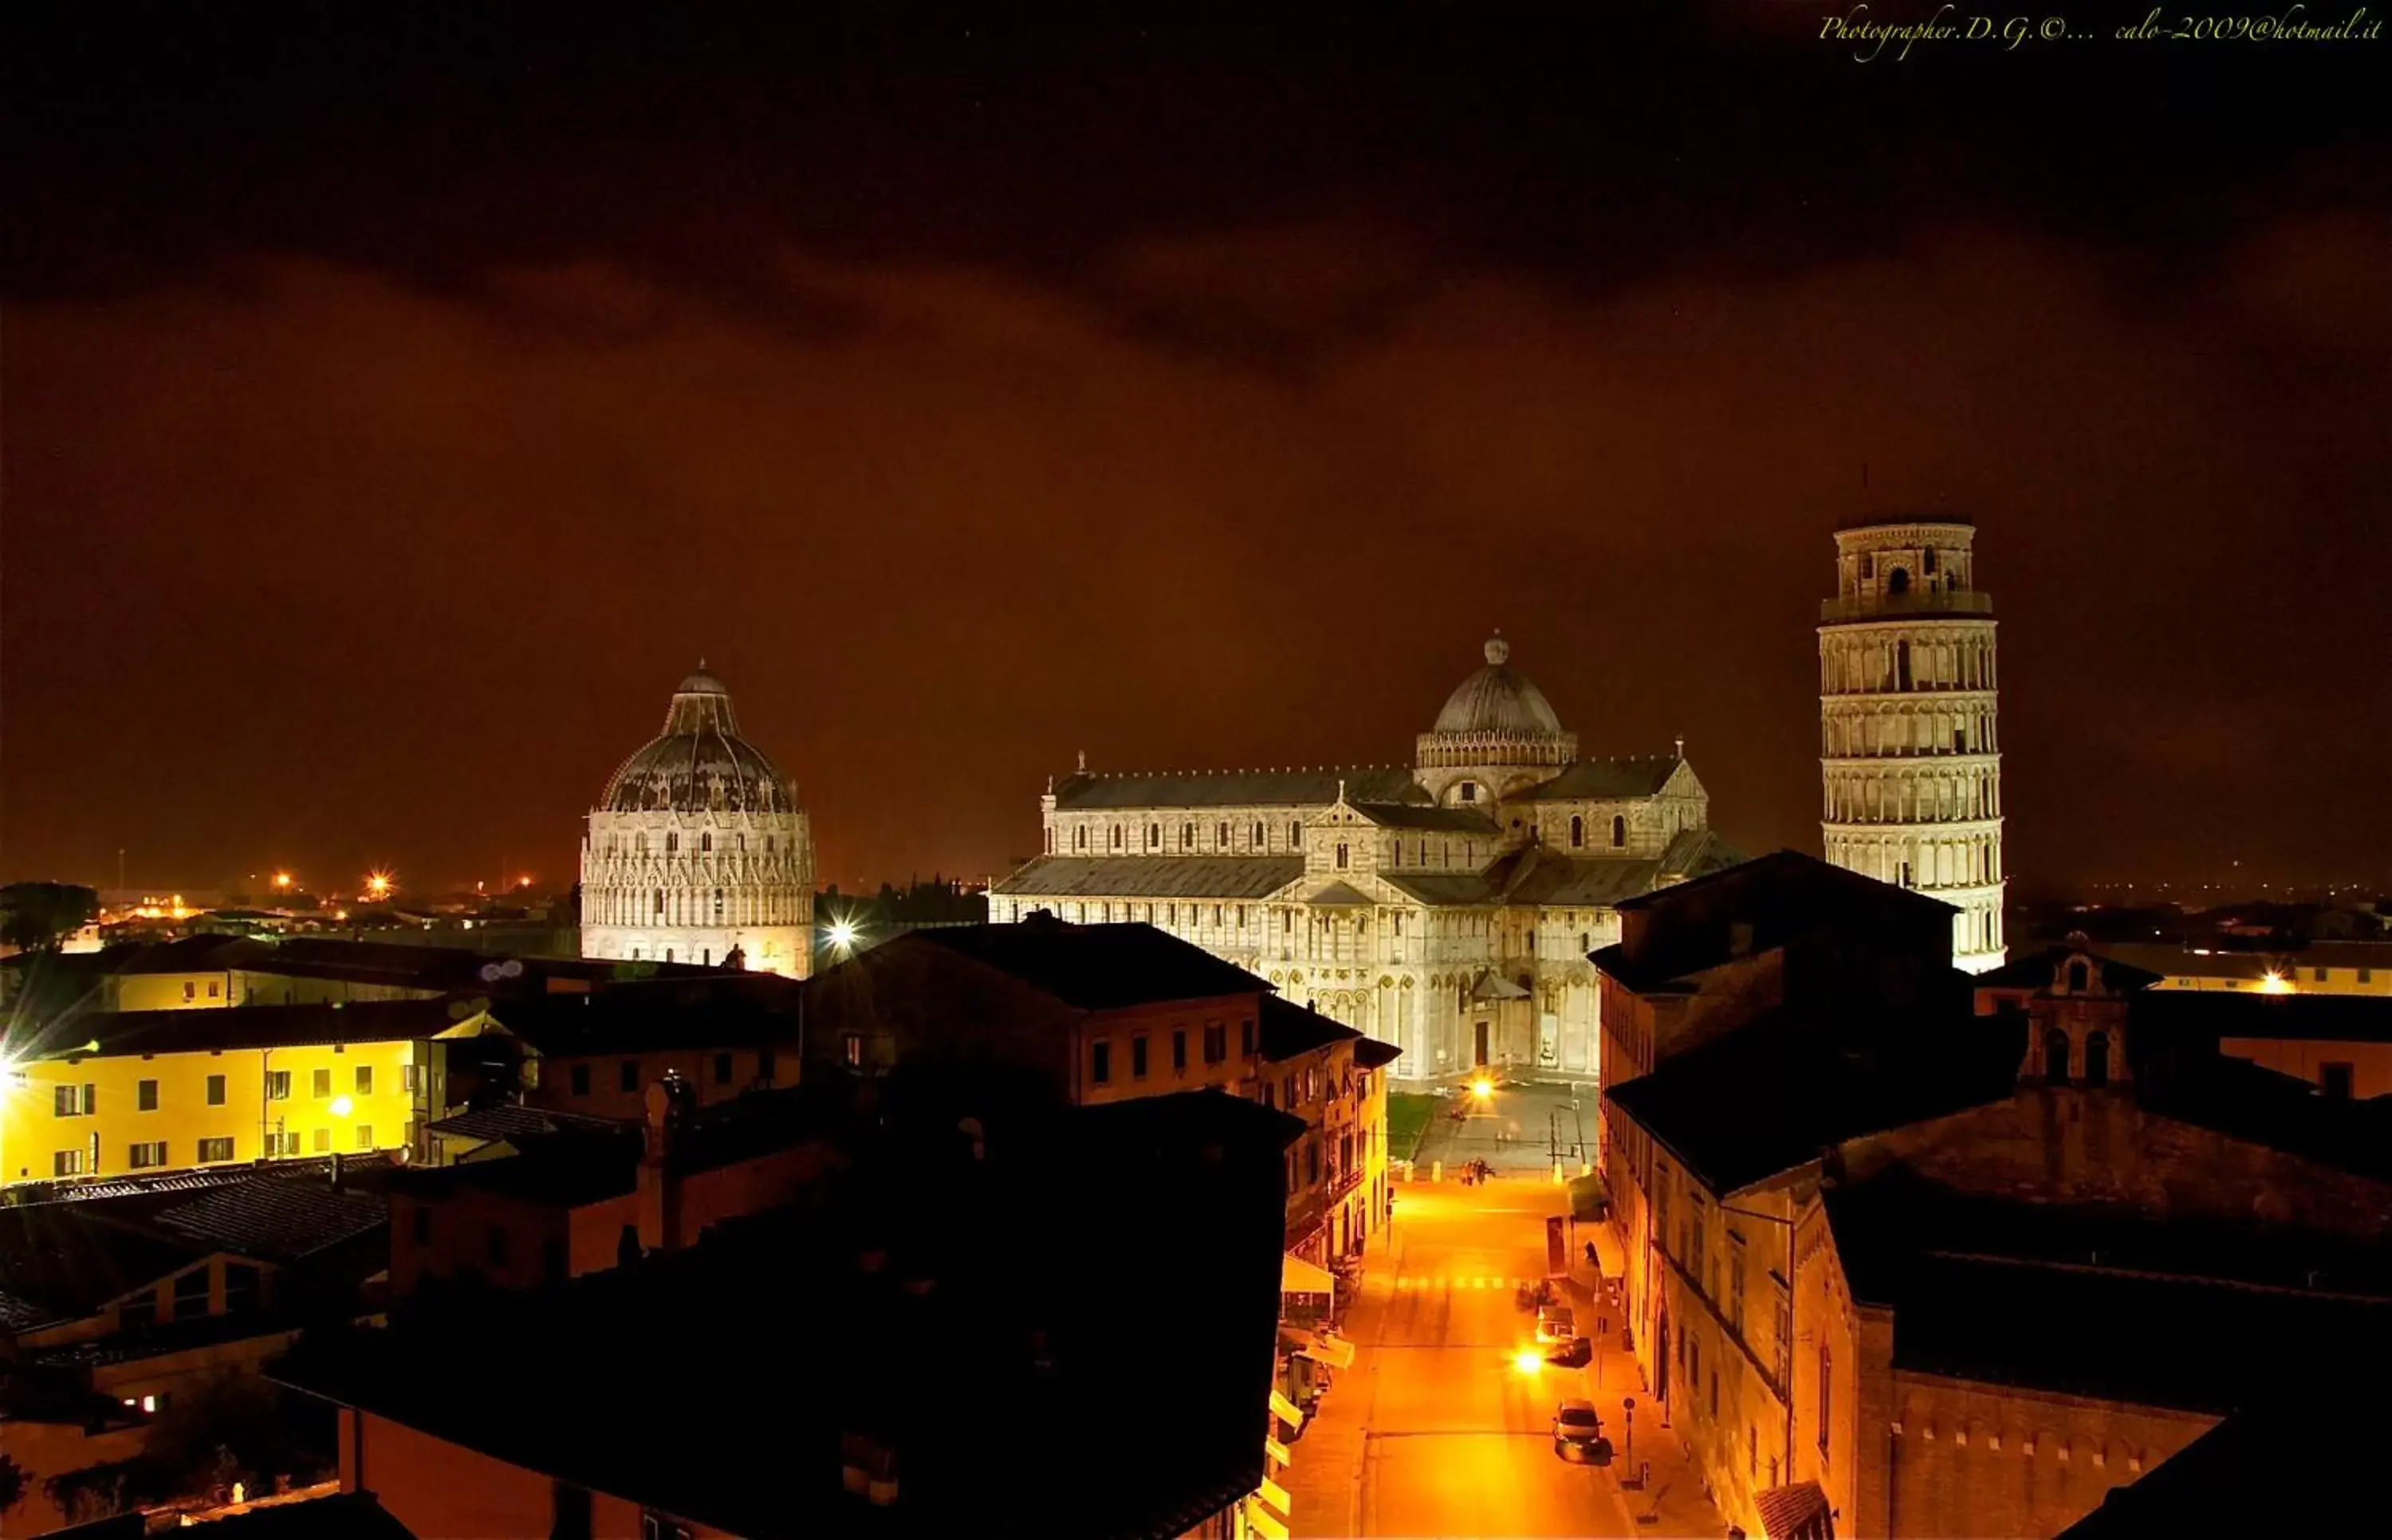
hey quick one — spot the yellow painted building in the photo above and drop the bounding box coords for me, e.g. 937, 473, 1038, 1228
2, 1000, 461, 1186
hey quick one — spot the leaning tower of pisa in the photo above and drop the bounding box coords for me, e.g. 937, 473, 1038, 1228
1819, 518, 2005, 972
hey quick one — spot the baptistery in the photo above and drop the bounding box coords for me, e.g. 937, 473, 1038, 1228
579, 665, 813, 976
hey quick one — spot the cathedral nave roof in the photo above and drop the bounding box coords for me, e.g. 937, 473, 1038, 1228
1051, 766, 1428, 811
990, 855, 1305, 900
1347, 803, 1501, 835
1506, 756, 1688, 801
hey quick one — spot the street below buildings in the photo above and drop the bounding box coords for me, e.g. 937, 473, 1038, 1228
1281, 1158, 1727, 1539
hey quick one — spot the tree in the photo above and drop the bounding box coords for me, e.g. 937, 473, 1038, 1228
0, 1452, 26, 1514
0, 882, 99, 952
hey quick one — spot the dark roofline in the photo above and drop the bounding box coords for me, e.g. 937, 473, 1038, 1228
1835, 513, 1975, 532
1613, 848, 1957, 918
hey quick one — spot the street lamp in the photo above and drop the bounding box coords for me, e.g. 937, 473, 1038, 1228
1470, 1077, 1493, 1102
1512, 1349, 1544, 1376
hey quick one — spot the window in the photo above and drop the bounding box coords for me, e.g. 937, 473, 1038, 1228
844, 1033, 864, 1067
701, 831, 712, 852
207, 1074, 227, 1106
198, 1137, 234, 1163
1131, 1035, 1150, 1079
313, 1067, 332, 1099
1253, 822, 1265, 848
1111, 825, 1123, 850
552, 1483, 594, 1540
55, 1085, 80, 1117
713, 1052, 734, 1085
2362, 968, 2376, 984
2083, 1031, 2111, 1088
224, 1263, 261, 1314
173, 1269, 210, 1320
356, 1125, 374, 1149
1818, 1342, 1832, 1456
1203, 1023, 1226, 1064
2315, 967, 2331, 983
1611, 815, 1627, 848
666, 832, 679, 854
1305, 1141, 1320, 1185
1335, 842, 1348, 869
1148, 823, 1161, 848
1218, 822, 1229, 846
2068, 960, 2090, 992
129, 1140, 167, 1168
266, 1071, 291, 1101
2322, 1062, 2356, 1100
1570, 815, 1584, 847
570, 1063, 592, 1097
356, 1066, 374, 1095
1091, 1041, 1112, 1086
619, 1060, 640, 1094
313, 1127, 332, 1153
54, 1149, 84, 1177
1289, 821, 1302, 847
1172, 1030, 1188, 1072
1459, 782, 1477, 803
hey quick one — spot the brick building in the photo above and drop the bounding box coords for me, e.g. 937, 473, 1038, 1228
280, 1087, 1302, 1539
1599, 853, 2392, 1538
807, 916, 1397, 1267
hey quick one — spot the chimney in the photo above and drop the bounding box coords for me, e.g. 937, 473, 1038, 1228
637, 1072, 696, 1253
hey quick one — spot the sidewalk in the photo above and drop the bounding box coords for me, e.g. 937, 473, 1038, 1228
1559, 1212, 1729, 1537
1273, 1225, 1393, 1536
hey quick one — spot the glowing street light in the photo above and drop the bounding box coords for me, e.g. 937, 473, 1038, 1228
330, 1095, 354, 1118
826, 918, 860, 953
1470, 1078, 1494, 1102
516, 874, 533, 890
1512, 1349, 1544, 1376
364, 870, 395, 902
2260, 971, 2293, 996
272, 872, 294, 893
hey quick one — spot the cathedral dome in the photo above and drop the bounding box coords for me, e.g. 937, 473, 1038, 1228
596, 664, 797, 815
1432, 634, 1565, 736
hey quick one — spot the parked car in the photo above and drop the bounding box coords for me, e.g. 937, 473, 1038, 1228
1535, 1304, 1576, 1345
1546, 1335, 1592, 1369
1552, 1399, 1611, 1463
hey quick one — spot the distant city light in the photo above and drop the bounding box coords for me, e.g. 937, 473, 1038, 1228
272, 871, 294, 890
2259, 972, 2292, 995
364, 870, 394, 900
827, 919, 859, 950
517, 874, 533, 889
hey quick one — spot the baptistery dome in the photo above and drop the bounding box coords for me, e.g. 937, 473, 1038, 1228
580, 664, 814, 979
598, 668, 799, 815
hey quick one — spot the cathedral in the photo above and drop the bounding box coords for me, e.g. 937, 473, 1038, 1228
987, 635, 1742, 1083
579, 666, 815, 977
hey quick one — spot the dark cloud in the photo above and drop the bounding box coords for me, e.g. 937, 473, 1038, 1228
3, 6, 2387, 893
6, 210, 2388, 893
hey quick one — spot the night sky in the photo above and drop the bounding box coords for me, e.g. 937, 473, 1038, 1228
6, 4, 2388, 898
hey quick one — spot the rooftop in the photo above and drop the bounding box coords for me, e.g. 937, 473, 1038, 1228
1051, 765, 1429, 811
1603, 1005, 2020, 1193
281, 1090, 1298, 1539
990, 854, 1304, 901
903, 917, 1269, 1012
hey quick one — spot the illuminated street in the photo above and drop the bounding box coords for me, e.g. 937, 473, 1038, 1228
1285, 1169, 1725, 1539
